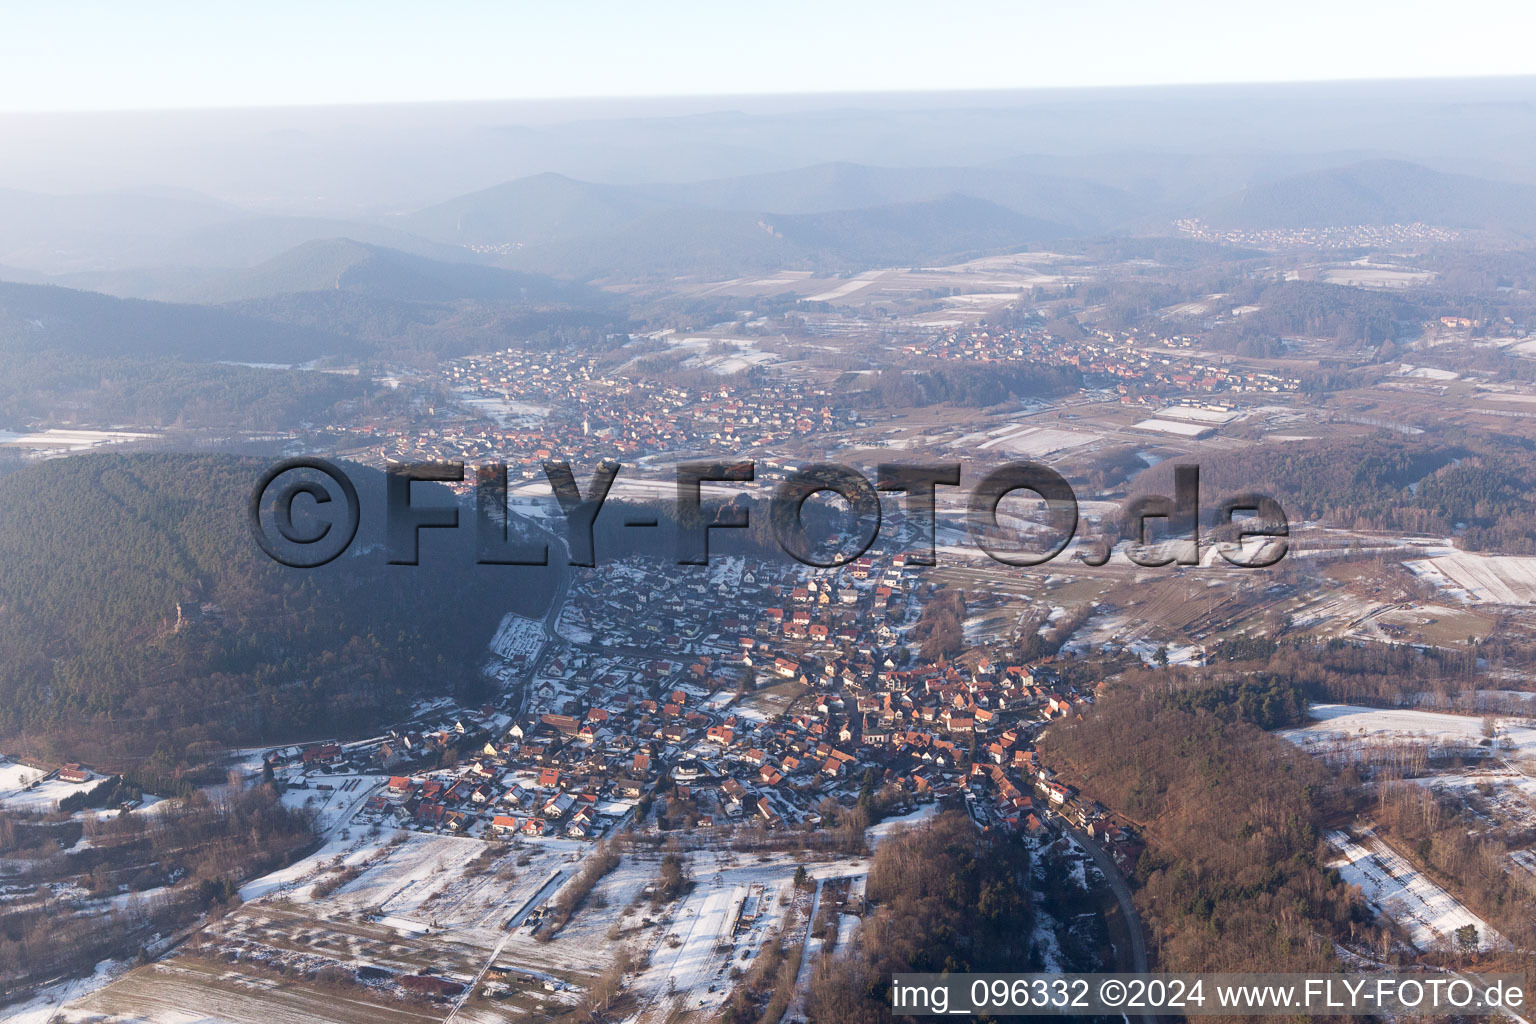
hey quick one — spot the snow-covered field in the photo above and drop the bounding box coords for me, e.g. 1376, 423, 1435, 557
455, 393, 549, 426
1327, 829, 1505, 952
1406, 551, 1536, 605
1284, 590, 1391, 631
867, 802, 940, 846
804, 269, 886, 303
0, 759, 108, 811
1056, 608, 1203, 666
976, 425, 1100, 456
2, 959, 126, 1024
650, 882, 740, 1013
0, 428, 161, 454
1282, 704, 1536, 762
0, 758, 46, 796
1283, 704, 1488, 746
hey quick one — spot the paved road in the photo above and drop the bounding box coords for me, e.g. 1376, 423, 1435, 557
512, 528, 574, 717
1063, 824, 1156, 1024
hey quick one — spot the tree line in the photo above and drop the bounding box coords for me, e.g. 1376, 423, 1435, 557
797, 812, 1037, 1023
1040, 671, 1375, 990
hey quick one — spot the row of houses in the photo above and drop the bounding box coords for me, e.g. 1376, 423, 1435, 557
910, 324, 1301, 398
361, 347, 864, 469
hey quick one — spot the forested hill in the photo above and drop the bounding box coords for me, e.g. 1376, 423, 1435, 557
1129, 433, 1536, 553
0, 280, 351, 363
0, 453, 559, 767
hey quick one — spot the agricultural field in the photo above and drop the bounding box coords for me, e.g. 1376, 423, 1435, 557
1282, 704, 1536, 764
1405, 552, 1536, 606
44, 822, 877, 1024
66, 832, 590, 1023
1326, 829, 1504, 953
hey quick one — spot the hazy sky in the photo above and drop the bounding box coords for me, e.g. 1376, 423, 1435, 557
3, 0, 1533, 113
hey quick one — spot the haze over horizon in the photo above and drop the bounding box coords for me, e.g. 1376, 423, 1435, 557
4, 0, 1534, 114
1, 76, 1535, 215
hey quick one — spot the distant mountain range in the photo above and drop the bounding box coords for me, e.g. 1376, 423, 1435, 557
11, 81, 1536, 209
395, 165, 1138, 277
55, 238, 598, 306
0, 240, 617, 368
0, 187, 471, 277
397, 159, 1536, 277
1195, 159, 1536, 237
495, 193, 1074, 278
4, 156, 1536, 294
402, 173, 671, 249
635, 161, 1147, 227
0, 186, 241, 268
404, 163, 1137, 239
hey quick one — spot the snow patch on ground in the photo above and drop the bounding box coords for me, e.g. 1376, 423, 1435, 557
0, 759, 110, 811
1, 958, 124, 1024
1326, 829, 1505, 953
866, 803, 940, 846
1282, 703, 1536, 761
1406, 551, 1536, 605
